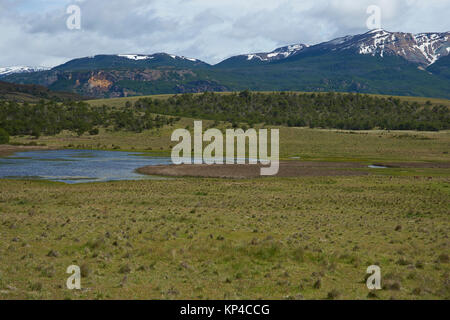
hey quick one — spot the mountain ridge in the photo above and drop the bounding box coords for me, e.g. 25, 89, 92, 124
216, 29, 449, 68
2, 29, 450, 99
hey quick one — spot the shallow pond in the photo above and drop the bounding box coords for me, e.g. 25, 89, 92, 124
0, 149, 172, 184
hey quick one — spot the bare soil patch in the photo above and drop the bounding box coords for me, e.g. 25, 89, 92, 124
137, 161, 369, 178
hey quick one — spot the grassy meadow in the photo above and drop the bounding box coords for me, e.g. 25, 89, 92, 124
0, 175, 449, 300
1, 92, 449, 300
9, 122, 450, 163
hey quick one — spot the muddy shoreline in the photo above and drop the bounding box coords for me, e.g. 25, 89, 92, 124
137, 160, 450, 178
136, 161, 370, 178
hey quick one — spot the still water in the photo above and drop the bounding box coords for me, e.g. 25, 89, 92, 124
0, 149, 172, 184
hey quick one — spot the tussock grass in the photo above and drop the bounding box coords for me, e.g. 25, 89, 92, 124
0, 175, 448, 299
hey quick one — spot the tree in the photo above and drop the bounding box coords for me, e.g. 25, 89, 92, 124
239, 89, 251, 99
0, 128, 9, 144
31, 126, 41, 139
89, 128, 99, 135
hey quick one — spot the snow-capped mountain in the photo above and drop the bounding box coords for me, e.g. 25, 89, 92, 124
218, 29, 449, 67
0, 66, 50, 78
318, 29, 450, 66
3, 29, 450, 99
117, 54, 154, 61
244, 44, 309, 62
118, 53, 200, 62
216, 43, 308, 67
51, 53, 209, 71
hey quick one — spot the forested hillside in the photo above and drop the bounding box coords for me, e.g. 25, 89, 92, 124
0, 81, 83, 102
135, 91, 450, 131
0, 100, 178, 138
1, 91, 449, 143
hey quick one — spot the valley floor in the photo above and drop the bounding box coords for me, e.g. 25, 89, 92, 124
1, 124, 449, 300
0, 174, 448, 299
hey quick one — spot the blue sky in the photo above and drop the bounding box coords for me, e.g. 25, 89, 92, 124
0, 0, 449, 67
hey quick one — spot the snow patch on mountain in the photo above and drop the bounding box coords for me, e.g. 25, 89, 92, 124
229, 29, 445, 66
118, 53, 198, 62
353, 29, 450, 66
118, 54, 153, 61
358, 30, 390, 57
246, 54, 264, 61
413, 33, 449, 65
0, 66, 50, 77
168, 54, 197, 61
245, 43, 308, 62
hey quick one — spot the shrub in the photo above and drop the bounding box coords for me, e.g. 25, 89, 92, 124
327, 289, 341, 300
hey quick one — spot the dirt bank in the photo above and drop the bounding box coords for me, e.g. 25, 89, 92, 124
137, 161, 370, 178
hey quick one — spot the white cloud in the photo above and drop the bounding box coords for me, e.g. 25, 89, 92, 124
0, 0, 448, 67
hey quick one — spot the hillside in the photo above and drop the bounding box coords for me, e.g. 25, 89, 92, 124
52, 53, 210, 71
0, 81, 84, 102
217, 30, 450, 68
427, 54, 450, 79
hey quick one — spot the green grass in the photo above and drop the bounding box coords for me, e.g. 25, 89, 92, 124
0, 175, 448, 299
10, 121, 450, 162
277, 127, 450, 162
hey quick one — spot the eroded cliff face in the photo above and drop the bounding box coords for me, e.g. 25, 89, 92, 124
88, 74, 113, 91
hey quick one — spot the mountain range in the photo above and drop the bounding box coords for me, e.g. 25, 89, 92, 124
2, 29, 450, 99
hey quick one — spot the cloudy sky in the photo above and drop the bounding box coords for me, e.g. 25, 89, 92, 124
0, 0, 449, 67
